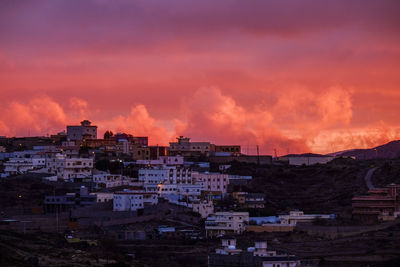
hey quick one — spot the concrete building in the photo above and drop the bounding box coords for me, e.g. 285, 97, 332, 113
157, 182, 203, 200
4, 158, 35, 175
67, 120, 97, 141
278, 210, 333, 225
3, 155, 46, 175
113, 189, 158, 211
132, 146, 151, 161
208, 237, 299, 267
93, 174, 128, 188
233, 192, 266, 209
136, 156, 184, 166
44, 186, 96, 213
192, 172, 229, 194
352, 183, 400, 222
55, 155, 94, 181
211, 145, 241, 156
205, 211, 249, 237
192, 199, 214, 218
91, 192, 114, 203
139, 166, 192, 192
168, 136, 211, 156
283, 153, 335, 166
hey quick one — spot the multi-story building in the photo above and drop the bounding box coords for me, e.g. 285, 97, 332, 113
56, 155, 94, 181
93, 174, 128, 188
157, 182, 203, 200
132, 146, 151, 160
113, 189, 158, 211
136, 156, 184, 166
352, 183, 400, 222
168, 136, 211, 157
4, 158, 35, 175
139, 166, 192, 192
205, 211, 249, 237
192, 172, 229, 194
66, 120, 97, 141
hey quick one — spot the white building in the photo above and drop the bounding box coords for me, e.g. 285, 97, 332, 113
113, 189, 158, 211
192, 200, 214, 218
91, 192, 114, 203
4, 158, 35, 175
93, 174, 128, 188
56, 155, 94, 181
210, 237, 299, 267
136, 156, 184, 166
193, 172, 229, 194
139, 166, 192, 192
157, 182, 203, 199
205, 211, 249, 237
66, 120, 97, 141
279, 210, 332, 225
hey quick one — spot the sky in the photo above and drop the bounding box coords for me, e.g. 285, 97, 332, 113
1, 0, 400, 155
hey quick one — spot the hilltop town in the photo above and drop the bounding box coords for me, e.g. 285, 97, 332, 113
1, 120, 400, 267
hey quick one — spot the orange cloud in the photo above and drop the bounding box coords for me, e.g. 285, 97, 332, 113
0, 96, 67, 136
99, 105, 175, 145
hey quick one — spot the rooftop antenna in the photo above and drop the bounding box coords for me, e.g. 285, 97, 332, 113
257, 145, 260, 165
274, 148, 278, 159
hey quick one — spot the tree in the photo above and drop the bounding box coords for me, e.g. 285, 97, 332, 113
104, 130, 114, 139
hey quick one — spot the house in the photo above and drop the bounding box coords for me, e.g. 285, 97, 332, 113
208, 236, 299, 267
205, 211, 249, 237
113, 189, 158, 211
352, 183, 400, 222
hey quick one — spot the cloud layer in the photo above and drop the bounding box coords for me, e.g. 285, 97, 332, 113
1, 0, 400, 154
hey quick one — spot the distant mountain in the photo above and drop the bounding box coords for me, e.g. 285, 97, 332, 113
282, 153, 332, 158
330, 140, 400, 160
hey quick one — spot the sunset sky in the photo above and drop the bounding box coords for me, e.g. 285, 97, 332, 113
1, 0, 400, 154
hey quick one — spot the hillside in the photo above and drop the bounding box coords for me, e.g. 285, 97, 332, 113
226, 158, 368, 218
333, 140, 400, 160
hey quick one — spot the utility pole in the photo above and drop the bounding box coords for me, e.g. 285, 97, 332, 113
257, 145, 260, 165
